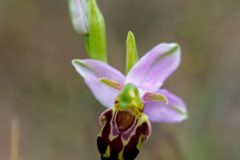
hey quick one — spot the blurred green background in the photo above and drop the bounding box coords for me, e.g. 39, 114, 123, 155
1, 0, 240, 159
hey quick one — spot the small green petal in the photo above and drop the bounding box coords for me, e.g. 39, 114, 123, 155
99, 77, 122, 90
126, 31, 139, 74
143, 92, 168, 103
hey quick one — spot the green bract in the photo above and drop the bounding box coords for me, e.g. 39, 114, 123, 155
86, 0, 107, 62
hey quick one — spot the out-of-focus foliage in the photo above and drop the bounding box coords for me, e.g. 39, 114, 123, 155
0, 0, 240, 160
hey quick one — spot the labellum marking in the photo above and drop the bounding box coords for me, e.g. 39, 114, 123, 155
116, 111, 135, 131
97, 108, 151, 160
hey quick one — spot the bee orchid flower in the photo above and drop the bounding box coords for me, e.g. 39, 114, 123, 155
72, 43, 188, 160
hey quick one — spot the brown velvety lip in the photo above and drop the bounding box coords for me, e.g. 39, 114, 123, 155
116, 110, 135, 132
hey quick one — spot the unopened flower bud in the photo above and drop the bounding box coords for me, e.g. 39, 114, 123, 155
69, 0, 88, 34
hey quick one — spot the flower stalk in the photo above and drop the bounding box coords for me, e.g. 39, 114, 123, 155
11, 118, 19, 160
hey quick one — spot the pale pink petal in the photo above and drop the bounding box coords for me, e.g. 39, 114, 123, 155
144, 89, 188, 123
126, 43, 181, 92
72, 59, 125, 107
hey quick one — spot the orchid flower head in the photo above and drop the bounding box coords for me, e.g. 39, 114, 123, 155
72, 42, 188, 123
